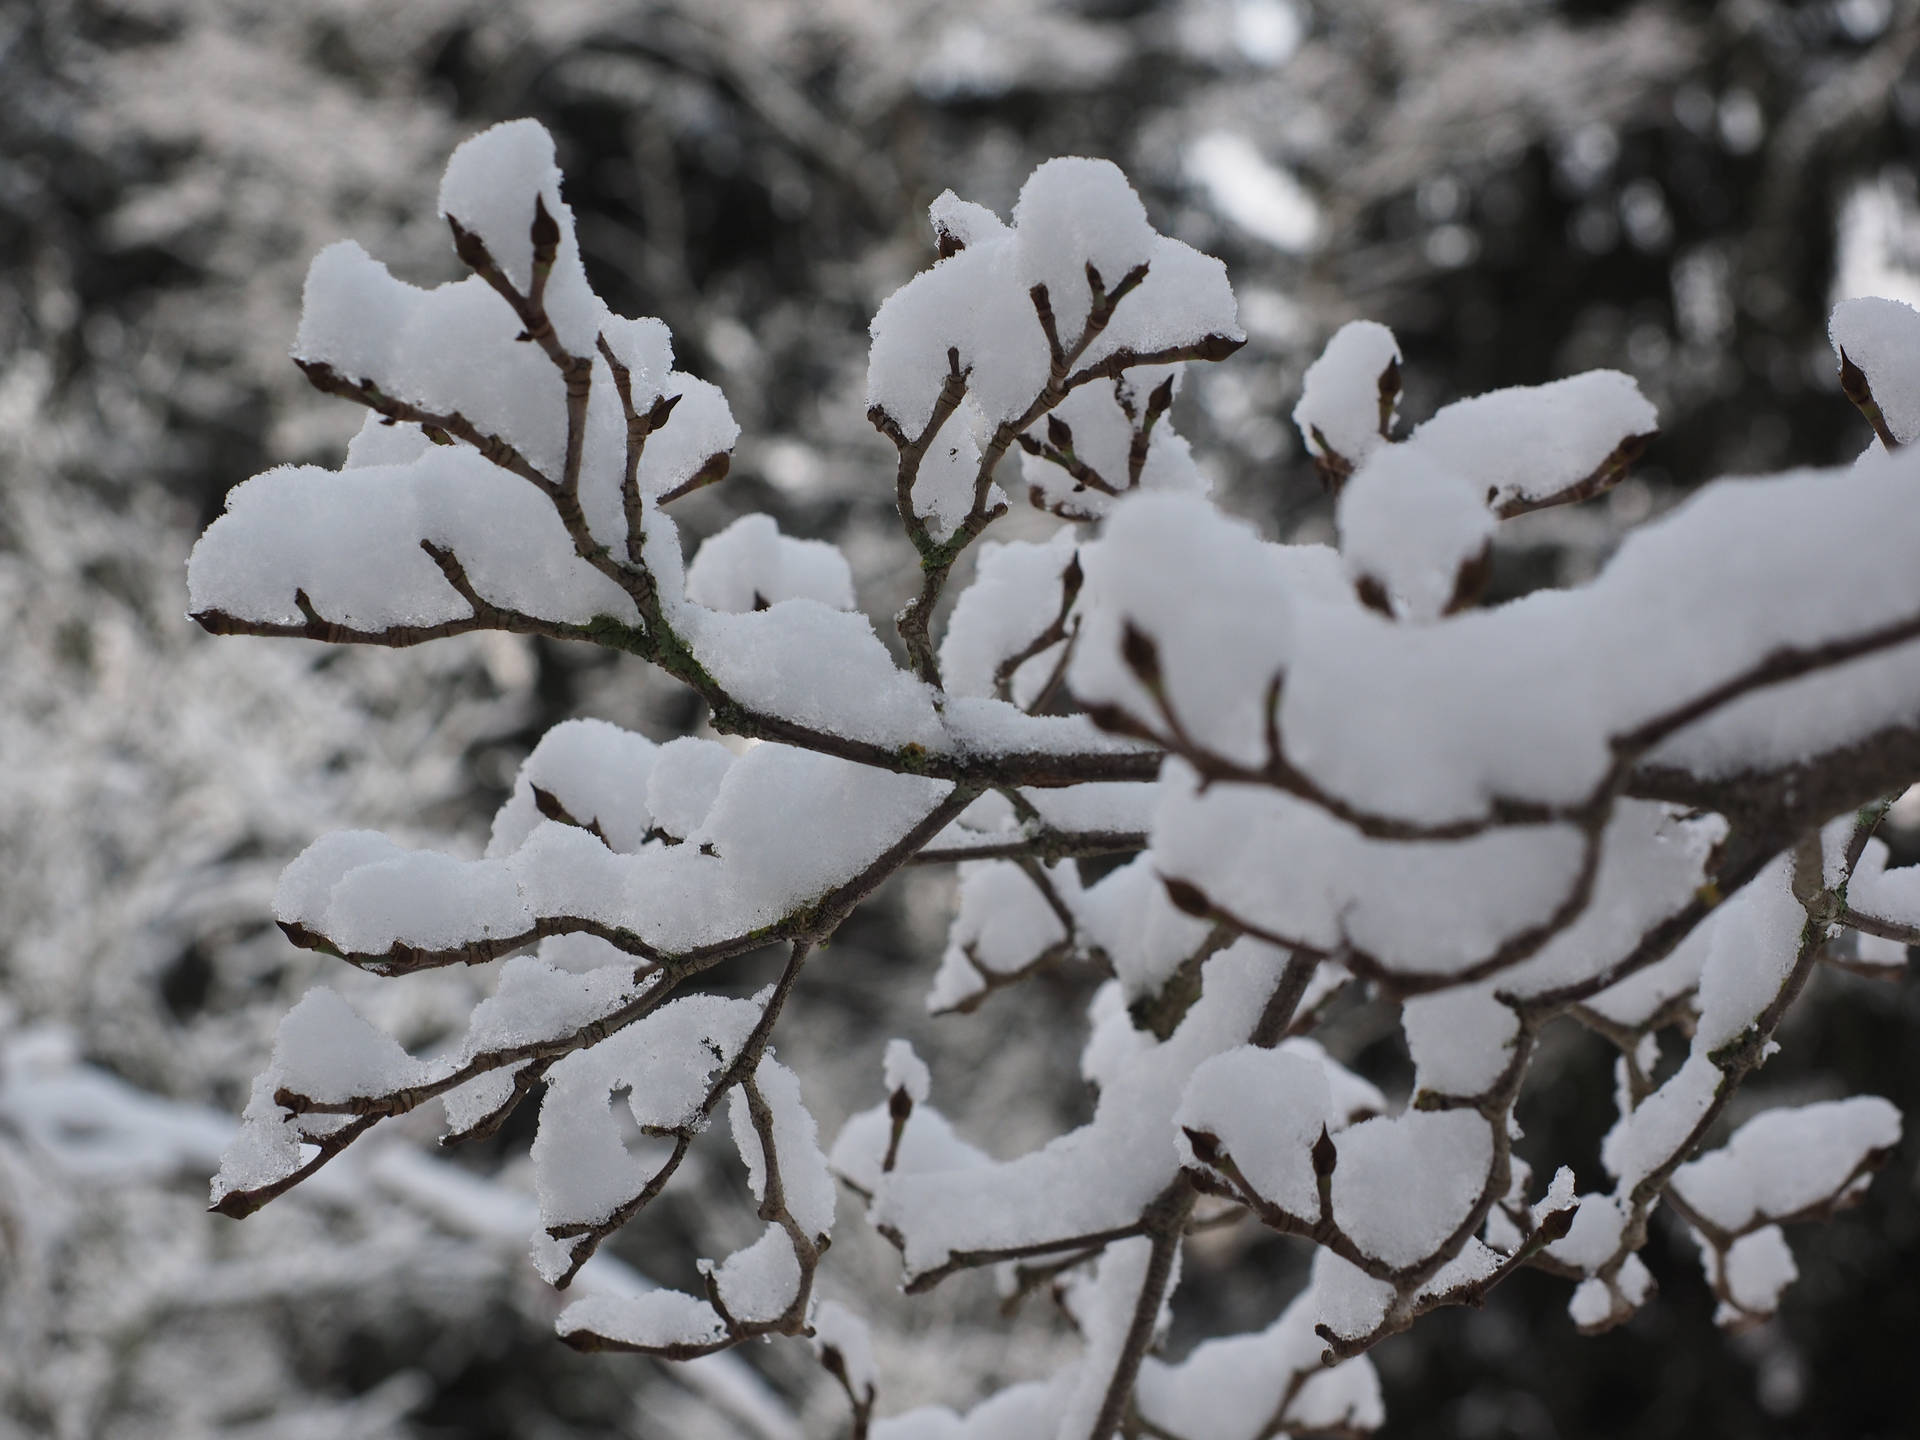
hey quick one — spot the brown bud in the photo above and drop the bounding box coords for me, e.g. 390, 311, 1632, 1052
1119, 620, 1161, 685
447, 216, 489, 273
1147, 374, 1176, 423
1162, 876, 1211, 917
1838, 346, 1872, 408
530, 194, 561, 261
1191, 332, 1243, 363
646, 391, 683, 429
1182, 1126, 1223, 1166
889, 1086, 914, 1124
1354, 574, 1394, 618
1059, 551, 1084, 600
819, 1343, 847, 1380
1311, 1124, 1338, 1178
1535, 1204, 1577, 1244
1376, 355, 1402, 438
1046, 414, 1074, 453
1444, 542, 1493, 616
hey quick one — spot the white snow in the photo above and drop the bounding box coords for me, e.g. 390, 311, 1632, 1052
939, 530, 1079, 700
687, 513, 856, 615
883, 1039, 931, 1105
930, 859, 1075, 1012
1013, 157, 1158, 341
1176, 1045, 1333, 1216
871, 944, 1283, 1276
645, 736, 736, 842
811, 1299, 877, 1399
1336, 442, 1495, 620
279, 744, 952, 963
1405, 370, 1656, 513
530, 991, 762, 1238
1076, 451, 1920, 827
707, 1224, 803, 1324
1831, 295, 1920, 443
1073, 856, 1214, 1003
1331, 1109, 1493, 1269
867, 159, 1239, 436
1671, 1096, 1900, 1232
488, 718, 659, 856
1292, 321, 1400, 469
1849, 836, 1920, 930
190, 451, 641, 631
272, 986, 429, 1106
729, 1056, 836, 1239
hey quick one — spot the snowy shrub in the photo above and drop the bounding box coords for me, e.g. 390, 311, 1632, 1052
188, 120, 1920, 1439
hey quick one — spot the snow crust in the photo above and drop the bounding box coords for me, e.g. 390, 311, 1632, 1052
811, 1299, 877, 1399
1136, 1263, 1382, 1440
1406, 370, 1656, 512
556, 1289, 726, 1351
729, 1056, 836, 1239
680, 601, 948, 750
940, 529, 1082, 698
1849, 836, 1920, 929
1671, 1097, 1900, 1232
930, 859, 1075, 1012
1076, 452, 1920, 827
1013, 157, 1157, 341
866, 943, 1286, 1279
1401, 986, 1519, 1098
645, 736, 736, 842
1151, 760, 1589, 979
884, 1039, 931, 1105
686, 513, 856, 615
939, 531, 1079, 699
532, 992, 762, 1235
1018, 370, 1208, 519
868, 158, 1240, 435
193, 121, 740, 644
1176, 1045, 1332, 1216
280, 745, 950, 965
1331, 1110, 1492, 1268
189, 452, 641, 631
1714, 1226, 1797, 1321
1336, 443, 1494, 620
707, 1224, 804, 1324
488, 718, 658, 855
1074, 855, 1214, 1003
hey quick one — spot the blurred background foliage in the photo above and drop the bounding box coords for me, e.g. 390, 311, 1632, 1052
3, 0, 1919, 1436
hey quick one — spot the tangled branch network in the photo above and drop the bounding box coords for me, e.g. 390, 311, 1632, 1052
187, 119, 1920, 1440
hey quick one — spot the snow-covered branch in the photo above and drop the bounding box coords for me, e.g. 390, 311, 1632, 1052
187, 119, 1920, 1440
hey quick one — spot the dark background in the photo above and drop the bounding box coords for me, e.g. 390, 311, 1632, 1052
3, 1, 1918, 1436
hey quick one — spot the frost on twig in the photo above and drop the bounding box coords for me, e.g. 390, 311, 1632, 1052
189, 118, 1919, 1440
